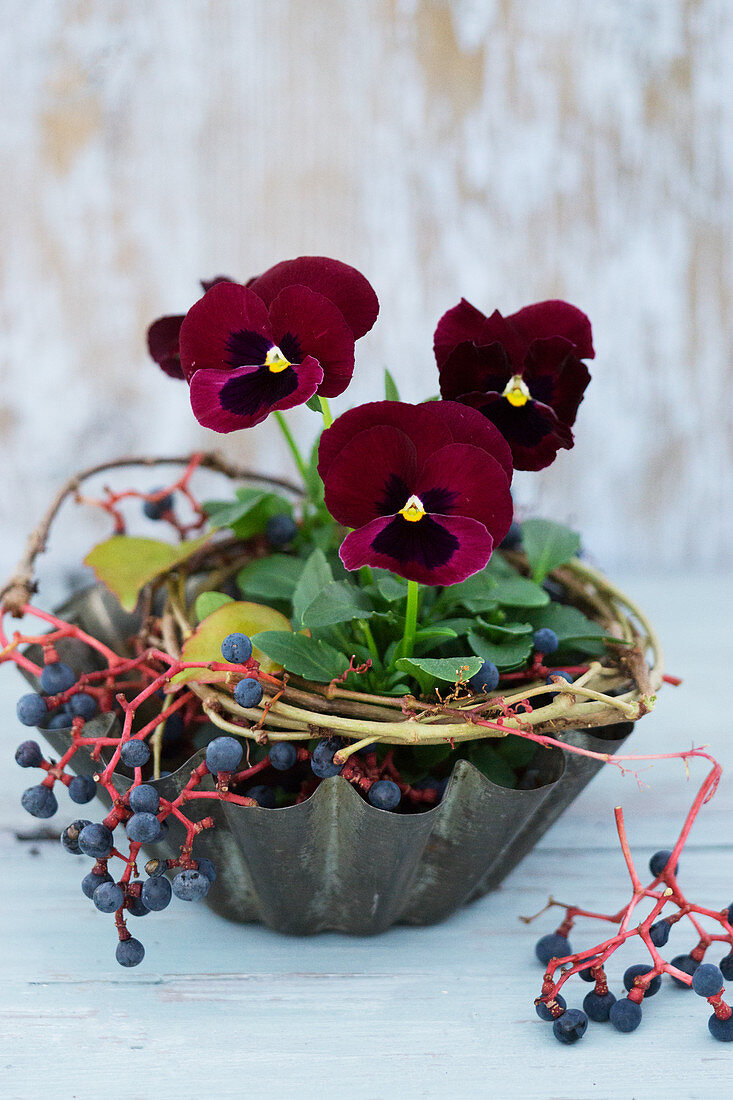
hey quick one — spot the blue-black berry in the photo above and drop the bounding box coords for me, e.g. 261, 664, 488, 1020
81, 869, 113, 899
265, 513, 297, 547
311, 737, 345, 779
93, 881, 124, 913
40, 661, 76, 695
195, 857, 216, 883
709, 1013, 733, 1042
649, 919, 671, 948
129, 784, 160, 815
468, 659, 500, 694
623, 964, 661, 998
205, 736, 243, 774
247, 784, 276, 808
116, 938, 145, 967
163, 713, 184, 743
142, 490, 174, 520
368, 780, 401, 811
692, 963, 724, 997
269, 742, 297, 771
583, 990, 617, 1022
670, 953, 700, 987
535, 993, 566, 1021
144, 858, 169, 878
172, 869, 211, 901
60, 819, 92, 855
221, 632, 253, 664
609, 998, 643, 1033
48, 710, 73, 729
68, 692, 98, 719
126, 894, 150, 917
15, 740, 43, 768
533, 628, 559, 656
21, 784, 58, 818
17, 694, 47, 727
649, 849, 678, 878
120, 740, 151, 768
78, 822, 114, 858
552, 1009, 587, 1044
545, 670, 573, 701
535, 933, 572, 966
234, 677, 263, 708
69, 775, 97, 804
578, 958, 600, 982
141, 876, 172, 911
720, 954, 733, 981
126, 812, 163, 843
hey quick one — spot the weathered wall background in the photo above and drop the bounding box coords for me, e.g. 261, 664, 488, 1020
1, 0, 731, 586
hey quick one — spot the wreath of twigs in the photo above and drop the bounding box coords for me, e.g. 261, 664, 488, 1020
1, 454, 663, 761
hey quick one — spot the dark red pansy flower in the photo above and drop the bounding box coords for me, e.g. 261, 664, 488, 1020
318, 401, 513, 586
434, 299, 594, 470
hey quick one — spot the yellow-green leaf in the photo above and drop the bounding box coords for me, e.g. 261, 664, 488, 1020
173, 601, 292, 683
84, 535, 211, 612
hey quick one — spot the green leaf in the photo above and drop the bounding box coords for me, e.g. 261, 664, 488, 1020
237, 555, 304, 601
468, 742, 517, 788
204, 489, 294, 540
490, 575, 549, 609
526, 603, 606, 643
442, 566, 498, 612
305, 395, 322, 413
521, 518, 581, 583
372, 570, 407, 603
84, 534, 211, 612
477, 619, 533, 640
194, 591, 234, 622
468, 629, 534, 671
174, 601, 292, 683
302, 581, 376, 629
396, 656, 483, 684
292, 549, 333, 626
384, 368, 400, 401
496, 734, 536, 768
251, 631, 349, 682
409, 743, 453, 769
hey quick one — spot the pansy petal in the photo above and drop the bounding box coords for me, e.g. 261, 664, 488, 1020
437, 340, 512, 403
476, 393, 574, 471
147, 315, 185, 379
419, 400, 514, 483
179, 282, 273, 382
188, 357, 322, 433
416, 443, 513, 545
248, 256, 379, 339
523, 337, 591, 425
433, 298, 490, 368
340, 514, 493, 586
322, 425, 418, 529
508, 300, 595, 360
318, 401, 452, 482
268, 285, 355, 398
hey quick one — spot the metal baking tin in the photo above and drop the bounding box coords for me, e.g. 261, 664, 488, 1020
25, 585, 632, 935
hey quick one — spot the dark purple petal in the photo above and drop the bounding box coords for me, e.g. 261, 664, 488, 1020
268, 285, 355, 398
508, 300, 595, 360
188, 356, 323, 433
340, 514, 494, 586
433, 298, 490, 369
416, 443, 513, 545
179, 283, 273, 382
200, 275, 235, 292
417, 400, 513, 483
523, 338, 591, 426
322, 425, 418, 529
474, 393, 574, 471
248, 256, 379, 340
438, 341, 512, 403
147, 315, 185, 379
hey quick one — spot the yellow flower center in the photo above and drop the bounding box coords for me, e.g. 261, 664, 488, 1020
503, 374, 531, 407
399, 494, 426, 523
265, 345, 291, 373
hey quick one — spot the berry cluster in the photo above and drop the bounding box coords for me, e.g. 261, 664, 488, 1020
532, 755, 733, 1044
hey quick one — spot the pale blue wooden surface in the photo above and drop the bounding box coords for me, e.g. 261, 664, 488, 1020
1, 575, 731, 1099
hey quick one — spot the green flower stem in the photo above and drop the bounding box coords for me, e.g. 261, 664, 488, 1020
273, 411, 310, 489
358, 620, 381, 667
359, 565, 374, 587
400, 579, 420, 660
318, 396, 333, 428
